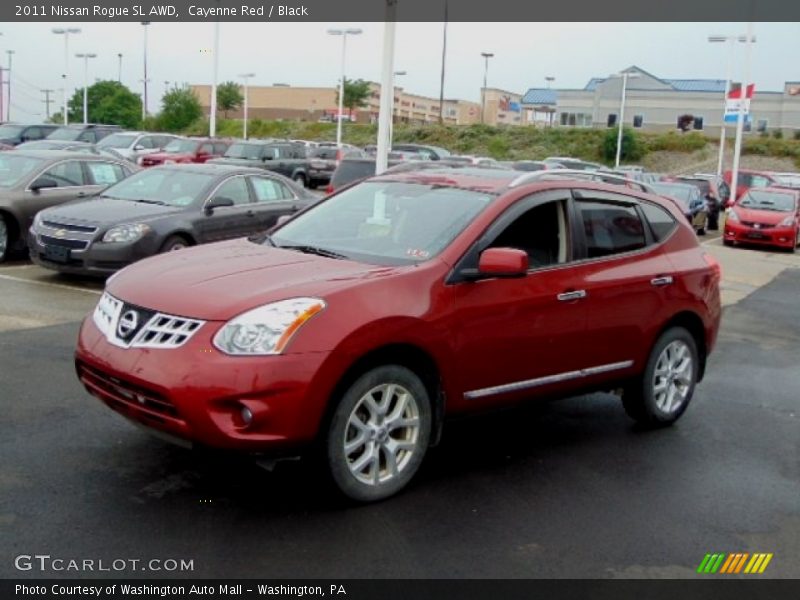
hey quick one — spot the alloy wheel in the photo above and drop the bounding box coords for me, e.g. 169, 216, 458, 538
343, 383, 420, 486
652, 340, 694, 414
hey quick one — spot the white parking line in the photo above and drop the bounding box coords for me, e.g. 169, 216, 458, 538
0, 273, 102, 295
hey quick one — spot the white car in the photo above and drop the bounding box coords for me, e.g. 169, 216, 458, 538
96, 132, 180, 163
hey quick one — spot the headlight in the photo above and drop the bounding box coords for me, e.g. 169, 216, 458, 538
213, 297, 326, 356
727, 210, 740, 222
102, 223, 151, 243
779, 216, 795, 227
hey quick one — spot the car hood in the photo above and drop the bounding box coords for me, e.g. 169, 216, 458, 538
40, 197, 183, 227
107, 239, 403, 321
733, 206, 793, 225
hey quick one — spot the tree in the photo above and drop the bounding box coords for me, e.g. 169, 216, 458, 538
603, 127, 642, 163
216, 81, 243, 119
335, 78, 372, 119
158, 86, 203, 132
66, 80, 142, 128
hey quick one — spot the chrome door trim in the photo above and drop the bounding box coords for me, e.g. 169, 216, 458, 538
651, 276, 674, 287
463, 360, 634, 400
557, 290, 587, 301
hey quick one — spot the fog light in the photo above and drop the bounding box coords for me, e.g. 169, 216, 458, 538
240, 406, 253, 426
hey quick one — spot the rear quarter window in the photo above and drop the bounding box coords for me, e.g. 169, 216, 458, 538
331, 162, 376, 188
640, 201, 678, 242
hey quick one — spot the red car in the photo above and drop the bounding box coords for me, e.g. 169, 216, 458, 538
139, 138, 230, 167
723, 169, 780, 202
724, 187, 800, 252
75, 168, 721, 502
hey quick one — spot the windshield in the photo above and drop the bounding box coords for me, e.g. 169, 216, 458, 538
312, 147, 339, 159
739, 190, 796, 212
0, 124, 25, 139
97, 133, 137, 149
224, 143, 263, 160
0, 155, 46, 188
47, 128, 84, 141
100, 169, 215, 207
163, 139, 201, 154
271, 181, 493, 266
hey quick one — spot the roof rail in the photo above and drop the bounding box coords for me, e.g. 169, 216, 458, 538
508, 169, 655, 194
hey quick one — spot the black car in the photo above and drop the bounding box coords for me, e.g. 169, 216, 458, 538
29, 164, 317, 276
46, 124, 122, 144
0, 123, 60, 146
209, 141, 312, 186
650, 181, 709, 235
307, 146, 366, 189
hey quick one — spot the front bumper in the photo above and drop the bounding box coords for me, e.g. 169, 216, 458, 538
723, 222, 797, 249
75, 316, 334, 452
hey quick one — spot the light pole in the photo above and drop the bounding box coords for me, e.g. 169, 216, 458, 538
141, 22, 150, 118
209, 20, 220, 136
117, 53, 123, 83
612, 71, 640, 168
75, 53, 97, 125
6, 50, 14, 122
52, 27, 81, 125
390, 70, 406, 147
730, 23, 755, 206
238, 72, 255, 139
438, 0, 448, 124
480, 52, 493, 124
708, 34, 756, 177
327, 27, 362, 147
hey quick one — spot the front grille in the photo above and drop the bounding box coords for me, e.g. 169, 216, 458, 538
39, 235, 89, 250
92, 292, 205, 349
77, 361, 182, 422
41, 220, 98, 234
741, 221, 775, 230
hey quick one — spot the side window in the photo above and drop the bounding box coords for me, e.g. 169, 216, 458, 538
263, 146, 280, 160
577, 200, 646, 258
251, 177, 293, 203
38, 161, 85, 187
213, 143, 228, 155
751, 175, 771, 188
25, 127, 44, 141
487, 199, 570, 269
640, 202, 677, 242
199, 143, 214, 155
138, 136, 156, 149
86, 162, 127, 186
211, 177, 251, 206
80, 131, 96, 143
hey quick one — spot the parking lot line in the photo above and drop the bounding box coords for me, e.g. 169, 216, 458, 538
0, 273, 102, 295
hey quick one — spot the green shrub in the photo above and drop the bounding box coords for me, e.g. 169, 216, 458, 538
772, 129, 783, 139
603, 127, 643, 163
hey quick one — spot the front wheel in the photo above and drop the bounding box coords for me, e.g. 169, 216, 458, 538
622, 327, 699, 427
326, 365, 432, 502
159, 235, 189, 253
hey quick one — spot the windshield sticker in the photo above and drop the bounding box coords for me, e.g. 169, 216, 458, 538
406, 248, 430, 259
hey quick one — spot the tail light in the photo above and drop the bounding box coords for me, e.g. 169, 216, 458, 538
703, 253, 722, 282
325, 184, 334, 194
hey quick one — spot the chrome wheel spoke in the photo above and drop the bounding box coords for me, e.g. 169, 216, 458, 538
344, 430, 368, 455
386, 415, 419, 431
350, 443, 377, 475
652, 340, 694, 414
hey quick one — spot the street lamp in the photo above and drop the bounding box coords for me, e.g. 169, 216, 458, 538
327, 27, 362, 147
141, 22, 150, 118
238, 72, 255, 139
480, 52, 494, 124
139, 79, 151, 122
117, 53, 123, 83
610, 71, 640, 168
75, 53, 97, 125
52, 27, 81, 125
708, 34, 756, 178
6, 50, 14, 122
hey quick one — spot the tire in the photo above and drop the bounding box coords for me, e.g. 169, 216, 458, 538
0, 213, 10, 263
308, 180, 319, 190
325, 365, 432, 502
159, 235, 189, 253
697, 227, 706, 236
723, 239, 734, 247
622, 327, 699, 427
293, 173, 307, 188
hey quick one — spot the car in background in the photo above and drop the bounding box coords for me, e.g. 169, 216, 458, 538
0, 150, 137, 262
724, 187, 800, 252
75, 166, 721, 502
503, 160, 553, 172
388, 150, 429, 161
139, 138, 231, 167
649, 181, 708, 235
290, 139, 319, 149
390, 144, 451, 161
307, 145, 366, 189
96, 131, 180, 163
665, 175, 729, 230
326, 158, 398, 193
30, 164, 317, 276
723, 169, 781, 202
14, 140, 136, 164
449, 155, 501, 167
544, 157, 604, 171
46, 124, 122, 144
0, 123, 60, 146
209, 140, 313, 186
772, 172, 800, 190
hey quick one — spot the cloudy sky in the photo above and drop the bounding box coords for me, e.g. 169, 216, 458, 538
0, 21, 798, 119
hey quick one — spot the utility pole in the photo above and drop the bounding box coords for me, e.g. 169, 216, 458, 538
438, 0, 448, 124
41, 89, 55, 119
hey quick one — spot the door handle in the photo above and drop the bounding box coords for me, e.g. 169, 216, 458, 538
651, 276, 674, 287
557, 290, 587, 302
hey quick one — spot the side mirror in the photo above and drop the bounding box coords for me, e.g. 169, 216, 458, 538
205, 196, 235, 213
475, 248, 529, 279
30, 177, 59, 192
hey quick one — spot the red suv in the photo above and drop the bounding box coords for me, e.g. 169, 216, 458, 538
75, 168, 721, 502
140, 138, 230, 167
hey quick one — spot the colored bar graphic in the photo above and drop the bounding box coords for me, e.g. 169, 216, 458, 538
699, 552, 773, 575
734, 553, 749, 573
697, 554, 713, 573
719, 554, 736, 574
744, 554, 760, 574
711, 554, 725, 573
758, 554, 773, 573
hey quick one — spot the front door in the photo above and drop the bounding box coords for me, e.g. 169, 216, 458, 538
196, 176, 257, 243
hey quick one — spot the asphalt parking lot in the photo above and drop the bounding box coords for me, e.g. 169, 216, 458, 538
1, 235, 798, 579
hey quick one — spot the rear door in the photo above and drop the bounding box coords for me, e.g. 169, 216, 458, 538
195, 175, 257, 243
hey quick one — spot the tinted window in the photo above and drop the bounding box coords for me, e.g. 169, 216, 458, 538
251, 177, 292, 203
86, 162, 127, 186
213, 143, 229, 155
578, 200, 646, 258
199, 143, 214, 155
97, 133, 138, 149
137, 137, 156, 149
40, 161, 85, 187
0, 155, 45, 188
640, 202, 677, 242
488, 200, 570, 268
212, 177, 251, 206
25, 127, 45, 141
102, 169, 215, 207
331, 161, 376, 189
225, 143, 265, 160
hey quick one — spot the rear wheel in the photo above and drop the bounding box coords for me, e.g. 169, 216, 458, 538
0, 214, 9, 263
159, 235, 189, 253
293, 173, 307, 188
325, 365, 431, 502
622, 327, 698, 427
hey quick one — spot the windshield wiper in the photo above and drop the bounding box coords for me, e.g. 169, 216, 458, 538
134, 199, 167, 205
277, 244, 348, 260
